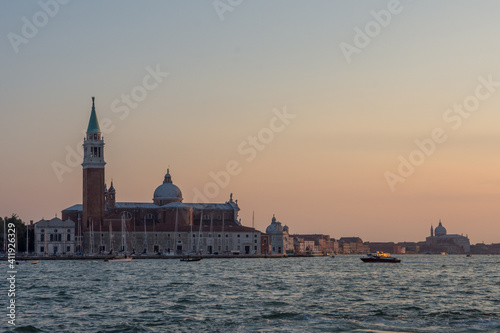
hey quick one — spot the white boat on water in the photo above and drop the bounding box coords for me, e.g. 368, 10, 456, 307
105, 257, 132, 262
16, 260, 40, 265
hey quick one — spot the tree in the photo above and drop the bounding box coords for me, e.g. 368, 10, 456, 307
0, 214, 27, 252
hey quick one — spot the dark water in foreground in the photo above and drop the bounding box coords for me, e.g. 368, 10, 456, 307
5, 255, 500, 332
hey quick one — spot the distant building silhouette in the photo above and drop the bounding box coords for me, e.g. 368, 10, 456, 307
421, 220, 470, 254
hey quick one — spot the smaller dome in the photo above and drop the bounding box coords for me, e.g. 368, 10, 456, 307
266, 215, 283, 234
434, 220, 447, 236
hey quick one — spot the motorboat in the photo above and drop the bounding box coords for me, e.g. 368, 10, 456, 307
361, 251, 401, 263
16, 260, 40, 265
105, 257, 132, 262
180, 256, 202, 262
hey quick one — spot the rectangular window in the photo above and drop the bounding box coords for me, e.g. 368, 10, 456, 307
40, 246, 44, 253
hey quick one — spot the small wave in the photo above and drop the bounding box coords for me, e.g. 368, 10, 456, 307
263, 300, 288, 307
12, 326, 43, 332
404, 261, 426, 264
169, 304, 187, 310
95, 322, 149, 333
400, 305, 424, 312
170, 282, 194, 286
176, 297, 197, 304
262, 311, 303, 320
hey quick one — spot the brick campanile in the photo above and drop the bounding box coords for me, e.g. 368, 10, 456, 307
82, 97, 106, 234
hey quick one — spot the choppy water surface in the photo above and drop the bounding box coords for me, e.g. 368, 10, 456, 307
6, 255, 500, 332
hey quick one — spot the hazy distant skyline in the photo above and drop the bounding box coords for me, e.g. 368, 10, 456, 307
2, 0, 500, 243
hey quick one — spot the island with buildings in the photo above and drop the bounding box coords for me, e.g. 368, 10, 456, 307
2, 98, 500, 258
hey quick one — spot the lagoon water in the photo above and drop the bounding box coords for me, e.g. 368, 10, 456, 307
7, 255, 500, 332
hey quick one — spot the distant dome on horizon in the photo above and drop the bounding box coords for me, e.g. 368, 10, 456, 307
266, 215, 283, 234
435, 220, 447, 236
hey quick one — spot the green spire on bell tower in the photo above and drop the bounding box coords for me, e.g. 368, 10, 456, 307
87, 96, 101, 133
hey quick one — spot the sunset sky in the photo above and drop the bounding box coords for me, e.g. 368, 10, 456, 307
1, 0, 500, 244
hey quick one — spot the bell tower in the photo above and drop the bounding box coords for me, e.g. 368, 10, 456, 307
82, 97, 106, 233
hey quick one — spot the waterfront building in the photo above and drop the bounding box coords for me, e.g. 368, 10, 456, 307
260, 234, 270, 255
366, 242, 397, 254
293, 234, 333, 254
293, 237, 316, 254
338, 237, 370, 254
397, 242, 420, 254
265, 215, 294, 254
61, 98, 261, 255
34, 217, 75, 256
470, 242, 500, 254
366, 242, 419, 254
422, 220, 470, 254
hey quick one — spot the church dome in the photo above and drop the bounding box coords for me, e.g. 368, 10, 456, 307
153, 169, 183, 204
435, 220, 447, 236
266, 215, 283, 234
